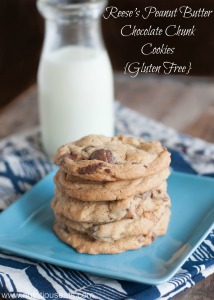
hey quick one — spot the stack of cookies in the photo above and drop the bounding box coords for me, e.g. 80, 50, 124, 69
52, 135, 171, 254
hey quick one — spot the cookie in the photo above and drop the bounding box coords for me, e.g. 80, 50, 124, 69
55, 206, 170, 242
54, 135, 171, 181
53, 221, 154, 254
52, 182, 170, 224
54, 168, 170, 201
53, 209, 170, 254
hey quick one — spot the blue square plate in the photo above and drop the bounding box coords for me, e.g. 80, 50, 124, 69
0, 170, 213, 285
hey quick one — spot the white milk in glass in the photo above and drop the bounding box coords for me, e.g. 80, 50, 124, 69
38, 46, 114, 157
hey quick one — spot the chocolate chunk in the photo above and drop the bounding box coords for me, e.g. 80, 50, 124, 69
89, 149, 113, 163
59, 222, 69, 234
139, 191, 151, 200
104, 168, 111, 174
92, 225, 99, 232
161, 196, 169, 202
138, 236, 144, 243
69, 152, 78, 160
125, 207, 134, 219
151, 233, 157, 241
78, 163, 104, 175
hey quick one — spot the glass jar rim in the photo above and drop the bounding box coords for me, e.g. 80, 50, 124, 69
37, 0, 107, 19
37, 0, 106, 9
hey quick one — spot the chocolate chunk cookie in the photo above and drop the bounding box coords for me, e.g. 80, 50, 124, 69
53, 222, 153, 254
54, 135, 171, 181
53, 209, 170, 254
52, 182, 170, 224
55, 206, 170, 242
54, 168, 170, 201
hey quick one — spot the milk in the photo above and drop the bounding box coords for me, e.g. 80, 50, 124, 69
38, 46, 114, 157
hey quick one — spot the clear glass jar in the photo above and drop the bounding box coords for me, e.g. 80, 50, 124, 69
37, 0, 114, 158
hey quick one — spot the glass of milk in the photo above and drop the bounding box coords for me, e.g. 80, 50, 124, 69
37, 0, 114, 158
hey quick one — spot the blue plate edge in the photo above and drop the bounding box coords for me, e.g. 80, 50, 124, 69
0, 169, 214, 285
0, 221, 213, 286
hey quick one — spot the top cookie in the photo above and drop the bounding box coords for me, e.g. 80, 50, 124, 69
54, 135, 171, 181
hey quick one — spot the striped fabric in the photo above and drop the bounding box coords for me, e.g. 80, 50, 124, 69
0, 104, 214, 299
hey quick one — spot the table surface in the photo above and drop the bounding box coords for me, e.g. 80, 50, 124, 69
0, 73, 213, 300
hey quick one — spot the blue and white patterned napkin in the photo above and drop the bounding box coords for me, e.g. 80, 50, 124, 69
0, 104, 214, 299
